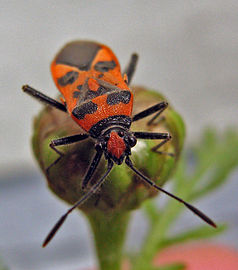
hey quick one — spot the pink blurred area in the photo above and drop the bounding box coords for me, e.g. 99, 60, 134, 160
154, 243, 238, 270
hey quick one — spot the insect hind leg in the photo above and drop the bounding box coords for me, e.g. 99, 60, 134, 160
123, 53, 138, 85
22, 85, 67, 112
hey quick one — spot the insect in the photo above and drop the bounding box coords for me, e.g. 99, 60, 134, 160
23, 41, 216, 247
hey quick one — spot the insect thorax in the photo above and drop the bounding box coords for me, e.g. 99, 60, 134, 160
89, 115, 132, 138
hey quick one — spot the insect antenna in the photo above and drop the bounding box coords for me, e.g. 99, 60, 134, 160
125, 156, 217, 228
42, 159, 114, 247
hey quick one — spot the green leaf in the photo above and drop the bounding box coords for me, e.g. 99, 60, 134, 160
190, 130, 238, 200
158, 224, 227, 249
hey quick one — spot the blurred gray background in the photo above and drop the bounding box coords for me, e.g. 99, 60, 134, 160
0, 1, 238, 269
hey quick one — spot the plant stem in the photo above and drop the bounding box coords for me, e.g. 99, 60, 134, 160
86, 210, 130, 270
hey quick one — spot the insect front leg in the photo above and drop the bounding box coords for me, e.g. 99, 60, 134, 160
132, 101, 168, 126
133, 131, 174, 157
81, 148, 103, 190
22, 85, 67, 112
46, 134, 89, 174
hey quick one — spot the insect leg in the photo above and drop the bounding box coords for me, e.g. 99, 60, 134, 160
132, 101, 168, 126
42, 159, 114, 247
46, 134, 89, 174
125, 156, 216, 228
123, 53, 139, 85
133, 131, 170, 140
133, 131, 174, 157
81, 148, 103, 190
22, 85, 67, 112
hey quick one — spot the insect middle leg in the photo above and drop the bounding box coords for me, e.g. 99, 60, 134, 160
46, 134, 89, 174
22, 85, 67, 112
133, 131, 174, 157
132, 101, 168, 126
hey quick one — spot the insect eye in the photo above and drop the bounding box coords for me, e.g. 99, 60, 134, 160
118, 131, 124, 137
128, 136, 137, 147
95, 143, 103, 150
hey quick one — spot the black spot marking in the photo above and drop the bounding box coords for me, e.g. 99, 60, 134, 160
94, 61, 116, 72
98, 73, 104, 78
74, 78, 122, 104
106, 91, 131, 105
73, 91, 80, 98
85, 86, 113, 101
72, 101, 98, 120
58, 71, 79, 86
77, 79, 116, 103
73, 85, 82, 99
77, 85, 82, 91
55, 41, 100, 71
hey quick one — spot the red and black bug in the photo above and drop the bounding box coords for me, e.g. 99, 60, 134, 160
23, 41, 216, 247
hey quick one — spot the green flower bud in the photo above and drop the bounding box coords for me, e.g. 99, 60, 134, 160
32, 86, 185, 213
31, 86, 185, 269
